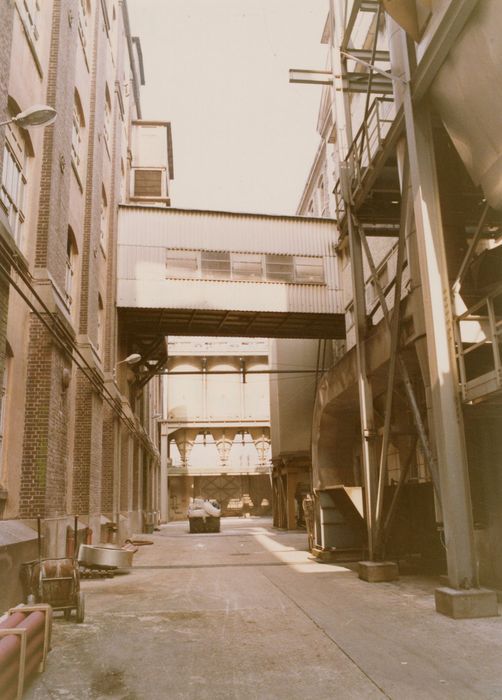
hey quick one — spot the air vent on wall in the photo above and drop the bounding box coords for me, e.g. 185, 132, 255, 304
133, 169, 163, 198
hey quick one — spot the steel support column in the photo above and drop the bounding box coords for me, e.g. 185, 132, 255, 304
402, 44, 477, 589
330, 0, 379, 559
348, 213, 378, 558
374, 169, 409, 553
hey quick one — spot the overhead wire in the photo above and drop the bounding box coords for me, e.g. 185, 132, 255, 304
0, 246, 157, 456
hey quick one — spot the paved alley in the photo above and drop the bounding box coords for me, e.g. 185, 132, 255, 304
26, 517, 502, 700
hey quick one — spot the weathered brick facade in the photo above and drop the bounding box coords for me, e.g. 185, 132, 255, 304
101, 403, 116, 513
19, 318, 71, 517
0, 1, 163, 599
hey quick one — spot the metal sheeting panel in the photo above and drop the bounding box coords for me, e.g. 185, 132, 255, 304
118, 206, 338, 256
117, 277, 342, 314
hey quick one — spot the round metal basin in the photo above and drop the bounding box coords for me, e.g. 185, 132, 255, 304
78, 544, 134, 569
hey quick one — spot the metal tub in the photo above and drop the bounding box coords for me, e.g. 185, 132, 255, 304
78, 544, 134, 569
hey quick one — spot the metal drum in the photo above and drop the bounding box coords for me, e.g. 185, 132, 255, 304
78, 544, 134, 569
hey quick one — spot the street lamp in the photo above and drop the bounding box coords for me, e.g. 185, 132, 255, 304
0, 104, 57, 128
116, 353, 142, 367
113, 353, 142, 380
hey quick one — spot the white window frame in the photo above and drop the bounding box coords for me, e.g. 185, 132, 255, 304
100, 186, 108, 248
294, 256, 325, 284
265, 254, 294, 283
97, 294, 104, 352
231, 253, 263, 281
103, 84, 112, 152
165, 249, 326, 285
0, 140, 26, 248
166, 250, 200, 279
71, 102, 82, 169
201, 251, 231, 279
17, 0, 40, 42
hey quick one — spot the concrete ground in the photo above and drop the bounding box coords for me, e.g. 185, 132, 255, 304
25, 517, 502, 700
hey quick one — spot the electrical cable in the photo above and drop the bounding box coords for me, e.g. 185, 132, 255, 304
0, 250, 157, 456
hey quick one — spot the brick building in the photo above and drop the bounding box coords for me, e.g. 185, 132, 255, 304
0, 0, 172, 610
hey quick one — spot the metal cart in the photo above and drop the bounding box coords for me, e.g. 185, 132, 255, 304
23, 516, 85, 623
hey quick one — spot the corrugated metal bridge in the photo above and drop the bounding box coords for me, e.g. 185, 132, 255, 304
117, 205, 345, 345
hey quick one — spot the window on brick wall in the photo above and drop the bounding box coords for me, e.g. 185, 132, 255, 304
0, 110, 31, 249
77, 0, 91, 69
0, 344, 13, 483
317, 175, 326, 216
104, 83, 112, 153
1, 144, 25, 247
71, 90, 85, 179
97, 293, 104, 353
100, 185, 108, 248
65, 227, 78, 311
17, 0, 40, 43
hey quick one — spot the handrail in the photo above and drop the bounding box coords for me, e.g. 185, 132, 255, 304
455, 285, 502, 401
333, 97, 394, 222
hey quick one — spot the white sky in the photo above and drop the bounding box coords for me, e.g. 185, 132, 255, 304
127, 0, 327, 215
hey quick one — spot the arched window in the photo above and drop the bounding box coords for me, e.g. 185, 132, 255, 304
104, 83, 112, 149
100, 185, 108, 248
0, 99, 34, 248
72, 89, 86, 175
18, 0, 40, 46
65, 226, 78, 310
97, 293, 104, 353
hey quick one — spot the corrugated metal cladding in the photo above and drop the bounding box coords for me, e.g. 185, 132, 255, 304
117, 278, 342, 313
118, 206, 338, 256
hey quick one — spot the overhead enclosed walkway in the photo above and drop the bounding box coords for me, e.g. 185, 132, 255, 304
26, 518, 502, 699
117, 205, 346, 341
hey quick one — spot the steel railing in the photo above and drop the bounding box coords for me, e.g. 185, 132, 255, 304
455, 284, 502, 402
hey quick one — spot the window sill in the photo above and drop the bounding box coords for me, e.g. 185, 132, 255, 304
129, 196, 171, 206
164, 276, 326, 286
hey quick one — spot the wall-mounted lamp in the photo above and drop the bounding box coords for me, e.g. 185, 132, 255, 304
116, 353, 142, 367
0, 104, 57, 129
114, 353, 142, 379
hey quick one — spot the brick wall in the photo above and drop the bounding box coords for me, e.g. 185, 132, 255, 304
101, 403, 116, 512
19, 317, 71, 517
34, 0, 78, 287
72, 373, 104, 514
120, 429, 130, 511
78, 3, 106, 343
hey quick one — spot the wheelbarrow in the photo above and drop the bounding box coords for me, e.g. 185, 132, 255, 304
22, 516, 85, 623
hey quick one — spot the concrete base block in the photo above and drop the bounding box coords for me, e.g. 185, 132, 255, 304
358, 560, 399, 582
435, 587, 499, 619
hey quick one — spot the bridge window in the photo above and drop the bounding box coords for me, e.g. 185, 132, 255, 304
166, 250, 199, 278
294, 256, 324, 283
201, 251, 230, 278
231, 254, 263, 280
265, 254, 294, 282
165, 249, 325, 284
